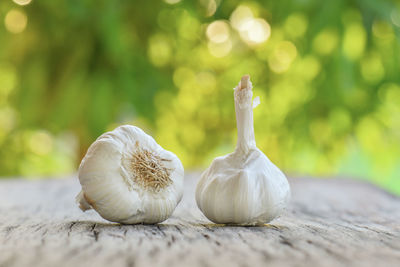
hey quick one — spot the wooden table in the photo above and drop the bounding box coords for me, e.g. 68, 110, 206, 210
0, 174, 399, 267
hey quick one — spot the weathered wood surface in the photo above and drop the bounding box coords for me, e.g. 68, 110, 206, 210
0, 174, 399, 267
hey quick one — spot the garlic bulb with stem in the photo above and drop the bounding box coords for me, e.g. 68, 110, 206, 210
196, 75, 291, 225
76, 125, 184, 224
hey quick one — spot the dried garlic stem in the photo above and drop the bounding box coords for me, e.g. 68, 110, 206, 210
235, 74, 256, 154
240, 74, 250, 90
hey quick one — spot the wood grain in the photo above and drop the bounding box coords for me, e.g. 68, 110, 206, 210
0, 174, 399, 267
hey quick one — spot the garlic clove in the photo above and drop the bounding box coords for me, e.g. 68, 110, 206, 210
196, 75, 291, 225
77, 125, 184, 224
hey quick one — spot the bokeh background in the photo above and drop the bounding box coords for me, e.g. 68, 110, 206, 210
0, 0, 399, 194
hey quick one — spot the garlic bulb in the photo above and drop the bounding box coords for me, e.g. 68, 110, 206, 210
196, 75, 291, 225
76, 125, 184, 224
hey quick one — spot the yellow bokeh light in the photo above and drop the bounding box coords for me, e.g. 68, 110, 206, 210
312, 28, 339, 55
230, 5, 270, 45
239, 18, 271, 45
284, 13, 308, 38
360, 53, 385, 84
164, 0, 181, 4
268, 41, 297, 73
0, 107, 17, 136
230, 5, 254, 31
378, 83, 400, 103
201, 0, 217, 17
148, 34, 172, 67
28, 131, 54, 156
0, 63, 17, 99
13, 0, 32, 6
342, 23, 366, 60
206, 21, 230, 43
173, 67, 195, 88
177, 88, 198, 116
356, 117, 383, 154
178, 11, 200, 41
4, 9, 27, 34
296, 56, 321, 81
207, 39, 232, 57
196, 71, 216, 94
247, 18, 271, 43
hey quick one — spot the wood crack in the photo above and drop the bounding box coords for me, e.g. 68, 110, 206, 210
90, 223, 99, 241
67, 222, 76, 237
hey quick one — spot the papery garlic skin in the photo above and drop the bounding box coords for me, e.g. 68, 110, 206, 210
77, 125, 184, 224
196, 75, 290, 225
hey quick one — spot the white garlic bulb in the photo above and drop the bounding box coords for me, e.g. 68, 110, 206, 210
76, 125, 184, 224
196, 75, 291, 225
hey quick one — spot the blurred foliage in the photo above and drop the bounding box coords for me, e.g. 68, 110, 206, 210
0, 0, 399, 194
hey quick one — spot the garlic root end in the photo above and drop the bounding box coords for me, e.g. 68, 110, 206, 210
76, 190, 92, 211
